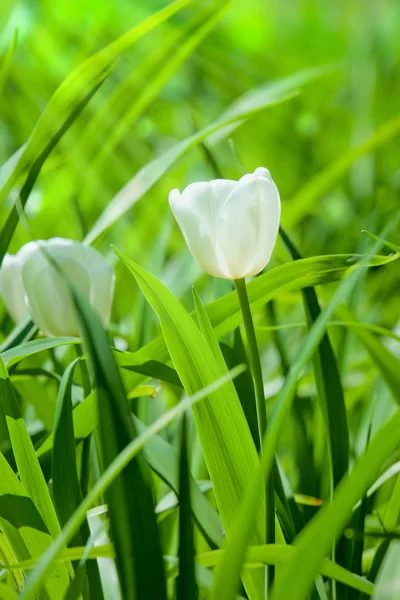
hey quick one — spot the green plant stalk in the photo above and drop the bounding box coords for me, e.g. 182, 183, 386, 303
235, 277, 275, 587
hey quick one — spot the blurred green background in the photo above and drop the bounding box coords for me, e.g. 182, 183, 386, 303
1, 4, 400, 597
1, 0, 400, 488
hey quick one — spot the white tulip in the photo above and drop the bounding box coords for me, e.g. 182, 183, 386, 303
169, 167, 281, 279
15, 238, 115, 337
0, 253, 28, 323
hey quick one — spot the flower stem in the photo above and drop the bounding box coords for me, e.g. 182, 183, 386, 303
235, 278, 267, 441
235, 277, 275, 588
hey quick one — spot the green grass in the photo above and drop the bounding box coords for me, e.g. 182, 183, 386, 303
0, 0, 400, 598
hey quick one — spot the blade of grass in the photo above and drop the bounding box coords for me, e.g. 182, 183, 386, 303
71, 290, 167, 600
52, 357, 104, 599
2, 337, 80, 368
176, 413, 198, 600
114, 247, 265, 599
52, 358, 82, 531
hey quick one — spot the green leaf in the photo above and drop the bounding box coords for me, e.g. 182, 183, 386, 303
20, 365, 245, 600
118, 253, 399, 391
280, 228, 349, 488
362, 230, 400, 253
198, 545, 374, 595
2, 337, 80, 368
52, 359, 82, 531
113, 247, 265, 600
85, 66, 327, 243
176, 414, 198, 600
0, 318, 37, 353
0, 356, 67, 545
0, 450, 69, 599
71, 289, 167, 600
52, 358, 104, 599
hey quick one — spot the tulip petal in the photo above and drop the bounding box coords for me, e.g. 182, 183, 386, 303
23, 255, 91, 337
170, 180, 237, 277
216, 175, 280, 279
0, 254, 27, 322
81, 245, 115, 327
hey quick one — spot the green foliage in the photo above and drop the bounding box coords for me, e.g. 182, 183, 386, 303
1, 1, 400, 599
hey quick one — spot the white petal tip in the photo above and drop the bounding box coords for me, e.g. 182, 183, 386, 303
253, 167, 272, 181
168, 188, 181, 207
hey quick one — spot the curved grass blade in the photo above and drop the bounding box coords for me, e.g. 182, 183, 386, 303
2, 337, 80, 368
361, 230, 400, 253
0, 0, 192, 207
114, 247, 265, 599
0, 317, 37, 353
198, 545, 374, 596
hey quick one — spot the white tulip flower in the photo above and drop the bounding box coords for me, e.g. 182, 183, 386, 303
169, 167, 281, 280
0, 238, 115, 337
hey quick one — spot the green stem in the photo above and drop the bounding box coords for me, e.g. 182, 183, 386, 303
235, 278, 267, 441
235, 278, 275, 588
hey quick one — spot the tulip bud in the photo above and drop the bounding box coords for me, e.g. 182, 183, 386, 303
0, 253, 28, 323
18, 238, 115, 337
169, 167, 281, 280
